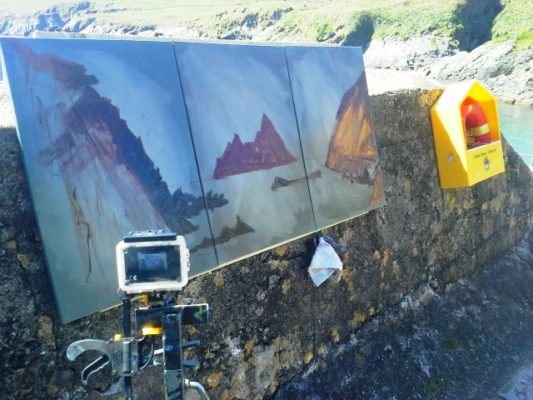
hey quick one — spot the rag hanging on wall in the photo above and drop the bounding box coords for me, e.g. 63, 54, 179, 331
308, 234, 344, 287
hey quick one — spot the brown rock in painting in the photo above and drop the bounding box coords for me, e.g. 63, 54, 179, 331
325, 73, 378, 184
213, 114, 297, 179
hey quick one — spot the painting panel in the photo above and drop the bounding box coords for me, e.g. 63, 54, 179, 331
285, 46, 385, 228
175, 42, 316, 264
1, 38, 216, 322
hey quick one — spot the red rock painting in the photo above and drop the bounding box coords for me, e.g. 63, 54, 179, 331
213, 114, 297, 179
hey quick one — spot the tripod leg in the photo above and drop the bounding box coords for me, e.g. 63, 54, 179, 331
122, 298, 134, 400
163, 313, 184, 400
184, 379, 210, 400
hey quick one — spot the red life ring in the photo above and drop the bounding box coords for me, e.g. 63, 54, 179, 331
461, 97, 491, 148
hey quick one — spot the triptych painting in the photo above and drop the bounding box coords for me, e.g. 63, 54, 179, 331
1, 37, 384, 322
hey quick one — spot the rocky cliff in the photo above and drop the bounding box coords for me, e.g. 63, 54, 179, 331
0, 0, 531, 104
364, 37, 533, 105
0, 88, 531, 399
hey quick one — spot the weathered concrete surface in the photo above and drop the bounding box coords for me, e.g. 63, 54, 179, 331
0, 80, 16, 128
0, 89, 532, 400
366, 68, 441, 96
274, 230, 533, 399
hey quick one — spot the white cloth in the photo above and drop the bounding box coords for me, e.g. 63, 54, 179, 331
308, 237, 343, 287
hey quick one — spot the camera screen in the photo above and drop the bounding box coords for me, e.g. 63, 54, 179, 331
138, 251, 167, 272
124, 245, 180, 285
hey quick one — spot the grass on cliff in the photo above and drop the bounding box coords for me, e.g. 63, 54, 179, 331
181, 0, 464, 43
276, 0, 462, 40
0, 0, 531, 47
492, 0, 533, 48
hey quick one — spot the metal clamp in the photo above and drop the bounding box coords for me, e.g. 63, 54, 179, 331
66, 337, 139, 385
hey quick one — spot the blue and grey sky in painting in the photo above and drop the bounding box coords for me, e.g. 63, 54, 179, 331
175, 42, 304, 174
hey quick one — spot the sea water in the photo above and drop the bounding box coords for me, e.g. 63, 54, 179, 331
499, 102, 533, 168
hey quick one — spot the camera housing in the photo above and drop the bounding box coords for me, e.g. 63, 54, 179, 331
116, 230, 190, 295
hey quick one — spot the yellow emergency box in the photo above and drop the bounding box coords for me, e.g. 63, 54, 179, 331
431, 80, 505, 189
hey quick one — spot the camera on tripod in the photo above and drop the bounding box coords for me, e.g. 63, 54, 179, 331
68, 229, 210, 400
116, 230, 190, 295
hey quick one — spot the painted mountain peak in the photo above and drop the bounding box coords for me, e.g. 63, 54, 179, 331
213, 113, 297, 179
325, 73, 379, 185
11, 41, 227, 239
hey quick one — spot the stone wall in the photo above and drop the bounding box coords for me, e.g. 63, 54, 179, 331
0, 89, 531, 400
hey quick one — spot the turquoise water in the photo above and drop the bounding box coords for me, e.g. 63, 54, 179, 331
499, 102, 533, 168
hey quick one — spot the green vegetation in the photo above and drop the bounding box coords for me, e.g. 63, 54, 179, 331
315, 22, 333, 42
255, 0, 464, 43
0, 0, 531, 48
492, 0, 533, 48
